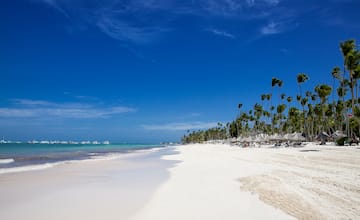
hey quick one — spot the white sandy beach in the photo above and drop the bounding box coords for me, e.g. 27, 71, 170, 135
1, 143, 360, 220
0, 149, 175, 220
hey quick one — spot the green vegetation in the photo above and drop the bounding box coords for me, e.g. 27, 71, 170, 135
182, 39, 360, 144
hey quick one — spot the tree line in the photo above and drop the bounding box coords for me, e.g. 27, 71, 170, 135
182, 39, 360, 144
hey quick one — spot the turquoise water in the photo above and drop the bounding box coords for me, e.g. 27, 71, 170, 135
0, 143, 164, 173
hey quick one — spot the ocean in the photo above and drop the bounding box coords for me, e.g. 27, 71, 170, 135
0, 143, 164, 174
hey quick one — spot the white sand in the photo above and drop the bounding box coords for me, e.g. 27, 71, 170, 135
131, 143, 360, 220
131, 144, 293, 220
0, 150, 173, 220
1, 143, 359, 220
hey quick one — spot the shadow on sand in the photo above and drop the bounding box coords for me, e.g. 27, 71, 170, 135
299, 149, 320, 152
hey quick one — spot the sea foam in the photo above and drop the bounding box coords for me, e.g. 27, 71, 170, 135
0, 163, 55, 174
0, 158, 15, 164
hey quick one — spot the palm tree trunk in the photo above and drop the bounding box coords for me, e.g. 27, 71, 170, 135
350, 74, 355, 115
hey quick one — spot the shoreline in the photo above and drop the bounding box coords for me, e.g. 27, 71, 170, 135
1, 143, 359, 219
0, 145, 166, 175
0, 147, 177, 220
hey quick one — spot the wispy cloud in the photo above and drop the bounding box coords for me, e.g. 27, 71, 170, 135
260, 21, 282, 35
32, 0, 287, 44
34, 0, 350, 45
206, 28, 235, 38
200, 0, 243, 17
38, 0, 70, 18
246, 0, 280, 7
96, 13, 170, 44
0, 99, 136, 119
142, 122, 219, 131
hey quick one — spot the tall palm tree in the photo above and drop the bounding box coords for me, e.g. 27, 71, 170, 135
254, 103, 263, 133
266, 94, 272, 125
271, 77, 282, 133
332, 67, 342, 103
331, 67, 343, 131
297, 73, 309, 134
340, 40, 356, 114
346, 48, 360, 114
261, 94, 266, 105
297, 73, 309, 98
237, 103, 243, 138
315, 84, 332, 140
271, 78, 277, 125
340, 40, 360, 138
277, 104, 286, 134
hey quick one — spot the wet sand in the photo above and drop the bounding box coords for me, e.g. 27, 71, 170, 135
0, 148, 177, 220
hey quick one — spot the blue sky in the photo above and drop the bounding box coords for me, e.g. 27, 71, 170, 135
1, 0, 359, 143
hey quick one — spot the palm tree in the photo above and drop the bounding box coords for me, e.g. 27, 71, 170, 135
331, 67, 343, 131
277, 104, 286, 133
266, 94, 272, 129
332, 67, 342, 102
254, 103, 263, 133
315, 84, 332, 141
261, 94, 266, 105
340, 40, 357, 114
237, 103, 243, 138
271, 78, 277, 132
297, 73, 309, 134
277, 80, 283, 104
297, 73, 309, 98
346, 48, 360, 114
287, 96, 292, 103
271, 77, 282, 133
340, 39, 360, 138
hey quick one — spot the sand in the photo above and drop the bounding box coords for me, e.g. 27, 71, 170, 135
130, 144, 293, 220
0, 149, 176, 220
1, 143, 359, 220
238, 144, 360, 219
131, 143, 360, 220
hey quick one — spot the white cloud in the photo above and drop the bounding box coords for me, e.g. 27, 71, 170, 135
12, 99, 54, 106
260, 21, 282, 35
206, 28, 235, 38
202, 0, 243, 17
0, 108, 38, 118
200, 0, 280, 17
0, 99, 136, 119
263, 0, 280, 5
142, 122, 219, 131
33, 0, 285, 44
96, 13, 170, 44
246, 0, 279, 7
38, 0, 70, 18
